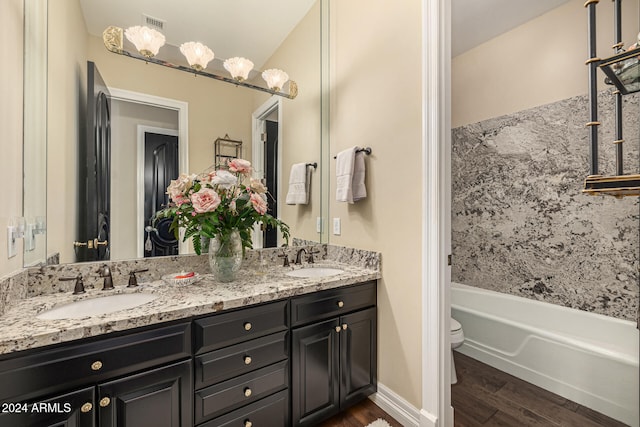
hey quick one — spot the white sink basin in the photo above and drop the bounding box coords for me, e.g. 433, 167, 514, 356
285, 268, 344, 278
37, 293, 158, 320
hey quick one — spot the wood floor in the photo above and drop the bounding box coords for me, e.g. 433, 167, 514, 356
452, 351, 630, 427
318, 398, 403, 427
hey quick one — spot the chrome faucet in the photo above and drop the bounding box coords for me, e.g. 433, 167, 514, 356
294, 248, 307, 265
98, 264, 115, 290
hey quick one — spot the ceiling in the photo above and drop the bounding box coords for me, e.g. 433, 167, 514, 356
79, 0, 317, 69
452, 0, 573, 57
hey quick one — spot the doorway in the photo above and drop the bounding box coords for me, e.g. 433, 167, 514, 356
252, 97, 284, 248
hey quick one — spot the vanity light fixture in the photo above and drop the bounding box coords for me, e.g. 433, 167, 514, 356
124, 25, 165, 58
102, 26, 297, 99
223, 57, 254, 82
180, 41, 215, 71
262, 69, 289, 92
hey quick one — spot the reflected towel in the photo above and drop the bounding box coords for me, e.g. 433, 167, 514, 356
286, 163, 311, 205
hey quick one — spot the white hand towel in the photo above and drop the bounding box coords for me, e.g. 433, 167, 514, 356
286, 163, 311, 205
352, 150, 367, 202
336, 146, 357, 203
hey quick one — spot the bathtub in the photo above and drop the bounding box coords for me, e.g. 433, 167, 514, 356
451, 282, 639, 427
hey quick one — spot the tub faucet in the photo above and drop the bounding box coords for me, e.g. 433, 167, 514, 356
294, 248, 307, 265
98, 264, 114, 290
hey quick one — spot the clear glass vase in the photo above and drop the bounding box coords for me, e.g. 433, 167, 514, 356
208, 229, 243, 282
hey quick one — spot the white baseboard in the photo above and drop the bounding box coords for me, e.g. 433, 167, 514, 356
369, 383, 423, 427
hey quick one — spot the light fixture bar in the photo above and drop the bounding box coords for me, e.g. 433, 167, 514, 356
102, 26, 298, 99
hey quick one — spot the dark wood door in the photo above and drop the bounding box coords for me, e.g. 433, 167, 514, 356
144, 132, 179, 257
263, 119, 278, 248
77, 61, 111, 262
0, 386, 95, 427
98, 360, 192, 427
291, 318, 340, 426
340, 307, 377, 408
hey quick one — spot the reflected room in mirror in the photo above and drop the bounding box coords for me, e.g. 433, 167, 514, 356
27, 0, 329, 266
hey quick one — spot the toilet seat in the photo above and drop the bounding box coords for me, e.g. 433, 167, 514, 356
450, 318, 464, 347
451, 318, 462, 332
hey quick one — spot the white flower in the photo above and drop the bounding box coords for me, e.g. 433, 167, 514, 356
212, 170, 238, 189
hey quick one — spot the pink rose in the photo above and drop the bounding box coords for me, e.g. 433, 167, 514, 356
191, 188, 221, 213
250, 178, 267, 194
250, 193, 268, 215
228, 158, 252, 174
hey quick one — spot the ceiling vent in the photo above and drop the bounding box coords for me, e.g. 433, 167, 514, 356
142, 14, 166, 32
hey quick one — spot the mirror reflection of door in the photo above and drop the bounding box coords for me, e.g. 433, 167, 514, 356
77, 61, 111, 262
144, 132, 179, 257
264, 120, 279, 248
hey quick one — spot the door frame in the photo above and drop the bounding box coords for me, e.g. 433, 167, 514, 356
108, 88, 190, 255
136, 126, 179, 258
251, 96, 283, 248
421, 0, 452, 426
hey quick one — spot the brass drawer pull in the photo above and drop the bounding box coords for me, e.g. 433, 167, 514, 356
244, 387, 252, 397
337, 300, 344, 308
99, 397, 110, 408
244, 322, 252, 331
244, 356, 252, 365
244, 420, 253, 427
81, 402, 93, 413
91, 361, 103, 371
335, 326, 341, 333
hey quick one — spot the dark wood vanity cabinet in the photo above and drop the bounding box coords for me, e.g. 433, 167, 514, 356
291, 282, 377, 426
0, 280, 377, 427
193, 300, 290, 426
0, 322, 192, 427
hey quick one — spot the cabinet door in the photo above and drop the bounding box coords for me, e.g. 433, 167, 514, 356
98, 360, 192, 427
0, 386, 95, 427
291, 318, 340, 426
340, 307, 377, 408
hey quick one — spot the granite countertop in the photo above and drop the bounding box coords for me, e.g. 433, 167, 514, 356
0, 261, 380, 355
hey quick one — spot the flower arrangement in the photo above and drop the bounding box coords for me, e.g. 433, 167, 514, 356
155, 158, 290, 255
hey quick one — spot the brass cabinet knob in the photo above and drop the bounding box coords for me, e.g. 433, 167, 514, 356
335, 326, 341, 333
99, 397, 111, 408
244, 322, 252, 331
342, 323, 348, 330
244, 356, 252, 365
337, 300, 344, 308
81, 403, 93, 413
244, 387, 252, 397
244, 420, 253, 427
91, 361, 103, 371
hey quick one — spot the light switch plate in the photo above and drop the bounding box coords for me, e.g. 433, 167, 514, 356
333, 218, 341, 235
316, 217, 323, 233
7, 226, 17, 258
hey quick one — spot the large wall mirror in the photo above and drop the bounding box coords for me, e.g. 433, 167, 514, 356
24, 0, 330, 266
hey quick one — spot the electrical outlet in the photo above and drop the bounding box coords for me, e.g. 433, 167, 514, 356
316, 217, 323, 233
7, 226, 17, 258
333, 218, 341, 235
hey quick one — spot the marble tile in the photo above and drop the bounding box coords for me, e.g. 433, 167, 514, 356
452, 90, 639, 321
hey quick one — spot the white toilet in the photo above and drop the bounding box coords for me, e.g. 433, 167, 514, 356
450, 317, 464, 384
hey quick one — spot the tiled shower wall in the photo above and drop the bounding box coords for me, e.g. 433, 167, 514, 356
451, 90, 639, 321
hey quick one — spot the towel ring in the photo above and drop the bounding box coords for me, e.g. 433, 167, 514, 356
333, 147, 372, 159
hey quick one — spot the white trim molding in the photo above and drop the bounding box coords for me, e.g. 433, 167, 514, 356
421, 0, 452, 426
370, 383, 421, 427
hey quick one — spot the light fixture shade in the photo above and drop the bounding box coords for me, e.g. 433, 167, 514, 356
124, 25, 165, 58
180, 42, 214, 71
224, 57, 254, 81
261, 69, 289, 92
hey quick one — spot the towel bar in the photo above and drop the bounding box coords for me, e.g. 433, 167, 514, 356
306, 162, 317, 169
333, 147, 372, 159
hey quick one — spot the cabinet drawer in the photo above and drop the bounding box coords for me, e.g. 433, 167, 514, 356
195, 331, 288, 389
291, 282, 376, 327
0, 322, 191, 402
194, 360, 288, 424
198, 389, 288, 427
194, 300, 288, 355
